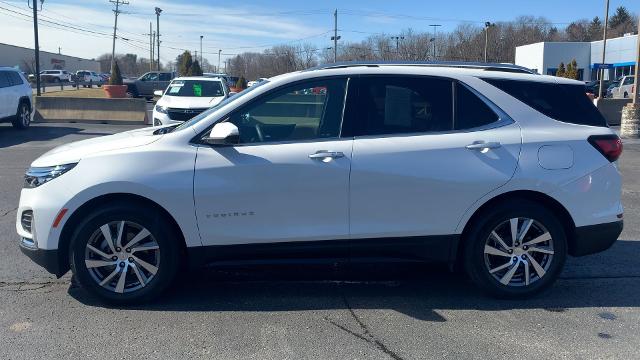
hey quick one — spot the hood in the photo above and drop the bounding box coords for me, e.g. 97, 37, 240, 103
32, 126, 162, 167
157, 95, 225, 109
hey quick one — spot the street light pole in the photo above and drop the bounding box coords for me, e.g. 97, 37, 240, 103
155, 7, 162, 71
391, 36, 405, 58
598, 0, 610, 99
429, 24, 441, 60
200, 35, 203, 65
484, 22, 494, 63
218, 49, 221, 73
31, 0, 41, 96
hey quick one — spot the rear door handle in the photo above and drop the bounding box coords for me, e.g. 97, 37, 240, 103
465, 142, 502, 150
309, 151, 345, 160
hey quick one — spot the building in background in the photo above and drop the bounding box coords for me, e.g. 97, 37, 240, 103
515, 33, 637, 81
0, 42, 100, 74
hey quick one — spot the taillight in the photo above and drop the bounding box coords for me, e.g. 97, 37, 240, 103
588, 135, 623, 162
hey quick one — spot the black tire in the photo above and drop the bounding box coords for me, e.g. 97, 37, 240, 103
462, 199, 567, 298
11, 101, 30, 129
70, 203, 181, 304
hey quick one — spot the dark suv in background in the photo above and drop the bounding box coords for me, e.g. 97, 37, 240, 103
124, 71, 176, 99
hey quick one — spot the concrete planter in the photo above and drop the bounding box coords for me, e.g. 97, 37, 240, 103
103, 84, 128, 98
34, 96, 147, 124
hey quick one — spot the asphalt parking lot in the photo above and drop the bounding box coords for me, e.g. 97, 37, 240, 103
1, 122, 640, 359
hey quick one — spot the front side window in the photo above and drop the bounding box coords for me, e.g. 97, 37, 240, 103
0, 72, 10, 88
159, 73, 172, 81
228, 78, 347, 144
7, 71, 24, 86
141, 73, 158, 81
355, 76, 453, 136
167, 80, 224, 97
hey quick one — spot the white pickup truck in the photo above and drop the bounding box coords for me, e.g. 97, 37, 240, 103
611, 75, 635, 99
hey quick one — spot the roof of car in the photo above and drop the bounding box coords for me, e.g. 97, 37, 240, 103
172, 76, 224, 82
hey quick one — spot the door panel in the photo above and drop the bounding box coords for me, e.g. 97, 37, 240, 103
194, 140, 352, 246
350, 125, 521, 238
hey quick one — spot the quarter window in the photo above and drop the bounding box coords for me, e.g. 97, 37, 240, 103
0, 72, 10, 88
355, 76, 453, 136
228, 78, 347, 144
455, 83, 499, 130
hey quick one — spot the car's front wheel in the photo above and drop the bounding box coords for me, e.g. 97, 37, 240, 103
462, 199, 567, 298
70, 203, 181, 304
11, 102, 30, 129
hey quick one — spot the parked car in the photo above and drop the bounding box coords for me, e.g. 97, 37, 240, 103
247, 78, 267, 87
124, 71, 176, 99
75, 70, 103, 87
39, 69, 71, 83
17, 62, 623, 304
610, 75, 635, 99
605, 80, 620, 98
152, 77, 229, 126
99, 73, 111, 82
0, 67, 33, 129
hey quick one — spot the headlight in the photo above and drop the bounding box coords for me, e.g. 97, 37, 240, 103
24, 163, 77, 188
155, 105, 168, 114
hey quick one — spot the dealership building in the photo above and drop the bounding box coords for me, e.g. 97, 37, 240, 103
0, 42, 100, 74
515, 33, 637, 81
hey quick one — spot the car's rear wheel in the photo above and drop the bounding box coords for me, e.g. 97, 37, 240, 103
462, 200, 567, 298
11, 102, 30, 129
70, 204, 181, 304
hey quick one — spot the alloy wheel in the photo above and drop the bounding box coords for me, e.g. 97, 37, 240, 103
84, 221, 160, 294
20, 104, 30, 127
483, 217, 554, 287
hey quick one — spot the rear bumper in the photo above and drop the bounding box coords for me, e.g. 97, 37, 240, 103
570, 220, 623, 257
19, 244, 63, 277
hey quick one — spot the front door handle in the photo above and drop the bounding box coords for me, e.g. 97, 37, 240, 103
309, 151, 345, 160
465, 142, 502, 151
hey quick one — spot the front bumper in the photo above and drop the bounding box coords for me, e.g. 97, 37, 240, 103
19, 244, 63, 277
571, 220, 623, 256
152, 109, 182, 126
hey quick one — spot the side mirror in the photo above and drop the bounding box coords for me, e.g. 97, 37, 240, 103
203, 122, 239, 146
154, 90, 164, 97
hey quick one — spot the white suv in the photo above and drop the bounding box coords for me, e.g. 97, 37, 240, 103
17, 62, 623, 303
0, 67, 33, 129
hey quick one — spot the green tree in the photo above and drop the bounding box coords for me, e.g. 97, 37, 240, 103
178, 51, 194, 76
235, 76, 247, 89
109, 60, 123, 85
556, 62, 566, 78
566, 59, 579, 80
588, 16, 603, 41
191, 60, 203, 76
609, 6, 631, 29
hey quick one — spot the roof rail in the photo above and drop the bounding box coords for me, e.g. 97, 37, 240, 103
307, 61, 538, 74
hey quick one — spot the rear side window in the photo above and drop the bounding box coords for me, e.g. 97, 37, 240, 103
355, 76, 453, 136
455, 83, 499, 130
483, 78, 607, 127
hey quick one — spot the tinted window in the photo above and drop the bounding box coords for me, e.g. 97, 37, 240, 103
455, 83, 499, 130
483, 78, 607, 127
0, 72, 10, 88
7, 71, 24, 86
622, 77, 633, 85
166, 80, 224, 97
141, 73, 158, 81
159, 73, 172, 81
229, 78, 346, 144
356, 76, 453, 136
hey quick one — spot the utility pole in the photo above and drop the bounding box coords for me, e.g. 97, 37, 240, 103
109, 0, 128, 74
155, 7, 162, 71
331, 9, 340, 62
484, 22, 495, 63
391, 36, 404, 58
147, 22, 153, 71
633, 16, 640, 106
29, 0, 42, 96
200, 35, 204, 65
429, 24, 441, 60
598, 0, 610, 99
218, 49, 221, 73
58, 47, 61, 55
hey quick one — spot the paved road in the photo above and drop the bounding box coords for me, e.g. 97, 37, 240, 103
1, 122, 639, 359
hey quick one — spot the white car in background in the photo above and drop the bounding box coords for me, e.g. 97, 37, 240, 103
247, 78, 267, 87
75, 70, 103, 87
152, 77, 229, 126
611, 75, 635, 99
0, 67, 33, 129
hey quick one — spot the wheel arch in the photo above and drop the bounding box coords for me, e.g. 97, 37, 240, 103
18, 96, 31, 109
57, 193, 187, 276
457, 190, 578, 262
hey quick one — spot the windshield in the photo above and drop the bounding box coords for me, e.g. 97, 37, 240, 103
172, 80, 270, 132
165, 80, 224, 97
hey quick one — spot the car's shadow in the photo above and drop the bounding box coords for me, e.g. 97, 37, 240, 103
68, 239, 640, 321
0, 123, 112, 148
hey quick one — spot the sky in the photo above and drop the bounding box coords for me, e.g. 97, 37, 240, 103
0, 0, 638, 68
